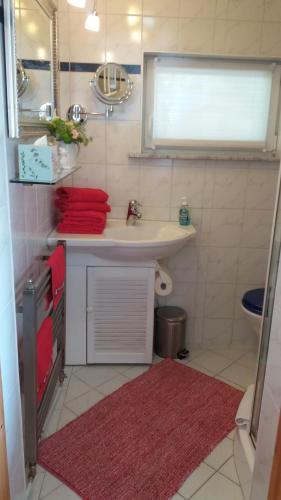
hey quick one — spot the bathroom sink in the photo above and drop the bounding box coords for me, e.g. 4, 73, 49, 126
48, 219, 196, 261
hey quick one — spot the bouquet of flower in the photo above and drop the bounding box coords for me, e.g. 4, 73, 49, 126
46, 117, 91, 146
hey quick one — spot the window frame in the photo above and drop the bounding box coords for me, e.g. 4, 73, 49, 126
142, 53, 281, 155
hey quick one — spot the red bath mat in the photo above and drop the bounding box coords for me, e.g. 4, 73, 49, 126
38, 359, 242, 500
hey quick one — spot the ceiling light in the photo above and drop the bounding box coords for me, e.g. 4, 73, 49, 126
85, 4, 100, 32
67, 0, 86, 8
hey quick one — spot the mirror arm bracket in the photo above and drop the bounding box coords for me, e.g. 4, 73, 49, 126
67, 104, 113, 124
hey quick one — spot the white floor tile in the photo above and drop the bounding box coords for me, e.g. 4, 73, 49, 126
64, 375, 92, 403
172, 494, 185, 500
42, 410, 61, 438
40, 472, 62, 498
27, 472, 45, 500
183, 360, 214, 377
227, 429, 236, 440
57, 407, 77, 430
178, 463, 214, 499
215, 376, 245, 391
65, 388, 104, 416
123, 365, 149, 379
204, 438, 233, 470
192, 352, 233, 374
75, 365, 118, 387
43, 484, 81, 499
190, 472, 243, 500
97, 374, 129, 395
219, 457, 239, 484
208, 346, 250, 362
218, 363, 256, 389
236, 351, 258, 370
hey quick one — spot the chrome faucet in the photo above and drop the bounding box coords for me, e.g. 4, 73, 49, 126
126, 200, 142, 226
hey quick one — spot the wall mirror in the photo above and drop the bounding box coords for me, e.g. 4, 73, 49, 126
3, 0, 59, 138
90, 63, 133, 105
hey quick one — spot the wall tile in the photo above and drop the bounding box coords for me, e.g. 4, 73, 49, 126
227, 0, 264, 21
201, 208, 243, 247
214, 20, 262, 55
69, 13, 106, 63
106, 163, 140, 205
78, 121, 106, 164
140, 164, 172, 207
237, 247, 268, 283
203, 318, 233, 345
261, 22, 281, 56
142, 17, 178, 51
106, 15, 142, 64
204, 283, 236, 318
264, 0, 281, 22
206, 247, 239, 283
211, 165, 248, 209
106, 120, 141, 163
72, 163, 107, 190
143, 0, 180, 17
106, 0, 142, 15
240, 210, 273, 248
245, 169, 277, 210
179, 0, 217, 19
171, 161, 206, 208
178, 18, 215, 53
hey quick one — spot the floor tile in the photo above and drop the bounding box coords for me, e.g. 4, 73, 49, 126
42, 410, 61, 438
183, 360, 214, 377
219, 457, 239, 484
208, 346, 250, 362
190, 472, 243, 500
236, 351, 258, 370
64, 375, 92, 403
227, 429, 236, 440
193, 352, 233, 374
172, 494, 185, 500
204, 438, 233, 470
43, 484, 81, 499
27, 471, 45, 500
97, 374, 129, 395
178, 463, 214, 499
123, 365, 149, 379
65, 388, 104, 416
57, 407, 77, 430
75, 365, 118, 387
40, 472, 62, 498
218, 363, 256, 389
215, 376, 245, 391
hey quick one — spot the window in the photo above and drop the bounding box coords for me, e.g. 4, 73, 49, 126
143, 55, 281, 153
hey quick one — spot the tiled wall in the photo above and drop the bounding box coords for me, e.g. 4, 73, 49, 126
59, 0, 280, 347
0, 7, 26, 498
251, 180, 281, 499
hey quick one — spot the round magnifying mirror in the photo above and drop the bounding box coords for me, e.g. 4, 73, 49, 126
17, 60, 30, 98
90, 63, 133, 105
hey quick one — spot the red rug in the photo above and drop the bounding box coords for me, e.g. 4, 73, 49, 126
38, 359, 242, 500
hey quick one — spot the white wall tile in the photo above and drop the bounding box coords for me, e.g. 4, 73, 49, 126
211, 165, 248, 209
214, 20, 262, 55
106, 0, 142, 15
179, 0, 217, 19
106, 120, 140, 164
106, 163, 140, 205
140, 164, 172, 207
142, 17, 178, 51
106, 15, 142, 64
178, 18, 215, 53
171, 161, 206, 208
143, 0, 180, 17
69, 13, 106, 63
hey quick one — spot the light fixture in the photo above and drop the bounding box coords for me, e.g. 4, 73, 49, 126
85, 0, 100, 32
67, 0, 86, 8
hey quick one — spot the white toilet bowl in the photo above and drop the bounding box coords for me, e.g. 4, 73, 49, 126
241, 288, 264, 338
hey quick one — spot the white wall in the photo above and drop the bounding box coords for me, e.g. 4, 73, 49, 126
0, 5, 26, 498
59, 0, 280, 347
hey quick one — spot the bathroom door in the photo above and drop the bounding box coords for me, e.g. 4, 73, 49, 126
251, 166, 281, 443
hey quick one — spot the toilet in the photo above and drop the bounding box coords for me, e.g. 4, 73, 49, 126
241, 288, 265, 338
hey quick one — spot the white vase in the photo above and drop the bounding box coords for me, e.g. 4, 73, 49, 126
58, 142, 78, 170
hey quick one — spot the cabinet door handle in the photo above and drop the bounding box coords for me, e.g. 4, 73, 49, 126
86, 306, 94, 313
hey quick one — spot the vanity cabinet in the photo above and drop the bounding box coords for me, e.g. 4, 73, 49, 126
65, 251, 156, 365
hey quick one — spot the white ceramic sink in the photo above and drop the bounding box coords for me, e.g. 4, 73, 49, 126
48, 219, 196, 261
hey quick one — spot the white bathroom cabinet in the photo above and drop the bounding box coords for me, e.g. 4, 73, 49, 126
65, 250, 156, 365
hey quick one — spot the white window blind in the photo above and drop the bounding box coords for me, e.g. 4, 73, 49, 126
143, 56, 281, 152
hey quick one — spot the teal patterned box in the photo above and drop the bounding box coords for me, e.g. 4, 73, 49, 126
18, 145, 58, 182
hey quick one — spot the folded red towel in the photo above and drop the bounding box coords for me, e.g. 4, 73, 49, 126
56, 187, 109, 203
62, 210, 106, 222
46, 245, 66, 311
57, 223, 105, 234
37, 316, 53, 405
55, 200, 111, 213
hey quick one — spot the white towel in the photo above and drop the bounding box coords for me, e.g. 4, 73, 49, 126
235, 384, 255, 427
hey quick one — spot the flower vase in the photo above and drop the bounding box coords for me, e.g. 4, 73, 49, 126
58, 142, 78, 170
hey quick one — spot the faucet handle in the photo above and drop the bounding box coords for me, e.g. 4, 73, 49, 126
129, 199, 142, 207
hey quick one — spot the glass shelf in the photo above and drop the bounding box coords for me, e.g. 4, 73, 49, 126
10, 166, 81, 185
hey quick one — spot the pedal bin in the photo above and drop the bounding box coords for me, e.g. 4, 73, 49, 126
155, 306, 188, 359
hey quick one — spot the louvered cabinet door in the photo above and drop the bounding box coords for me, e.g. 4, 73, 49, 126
86, 267, 155, 364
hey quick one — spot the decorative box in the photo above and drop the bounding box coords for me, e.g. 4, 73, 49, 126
18, 145, 58, 182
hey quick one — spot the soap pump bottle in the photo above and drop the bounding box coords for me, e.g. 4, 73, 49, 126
179, 197, 191, 226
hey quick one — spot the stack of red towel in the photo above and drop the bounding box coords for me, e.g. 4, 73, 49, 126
55, 187, 111, 234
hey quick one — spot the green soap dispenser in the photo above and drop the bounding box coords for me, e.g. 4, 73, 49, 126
179, 197, 191, 226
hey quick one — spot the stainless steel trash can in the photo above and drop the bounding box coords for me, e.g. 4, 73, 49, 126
155, 306, 188, 359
